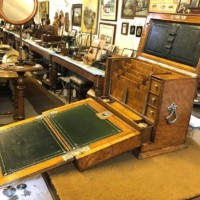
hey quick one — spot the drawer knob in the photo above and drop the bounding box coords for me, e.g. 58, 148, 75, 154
150, 110, 154, 115
154, 84, 159, 90
151, 97, 156, 103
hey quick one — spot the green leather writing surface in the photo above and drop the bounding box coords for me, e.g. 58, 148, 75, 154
49, 104, 122, 149
0, 119, 66, 176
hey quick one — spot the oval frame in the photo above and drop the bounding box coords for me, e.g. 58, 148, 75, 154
0, 0, 38, 25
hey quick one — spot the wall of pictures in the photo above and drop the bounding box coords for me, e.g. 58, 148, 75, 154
37, 0, 147, 54
37, 0, 199, 55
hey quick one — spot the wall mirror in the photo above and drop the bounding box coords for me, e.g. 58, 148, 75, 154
0, 0, 38, 25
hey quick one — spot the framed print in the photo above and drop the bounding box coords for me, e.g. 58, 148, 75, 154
149, 0, 178, 13
177, 0, 191, 13
81, 0, 99, 34
100, 0, 118, 21
39, 1, 49, 22
121, 48, 134, 57
98, 23, 116, 47
130, 25, 135, 35
121, 22, 129, 35
136, 26, 143, 37
121, 0, 136, 18
135, 0, 149, 17
72, 4, 82, 26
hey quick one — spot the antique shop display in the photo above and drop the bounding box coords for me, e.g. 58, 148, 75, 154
0, 13, 199, 187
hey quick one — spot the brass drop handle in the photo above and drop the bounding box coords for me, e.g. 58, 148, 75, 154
165, 103, 178, 125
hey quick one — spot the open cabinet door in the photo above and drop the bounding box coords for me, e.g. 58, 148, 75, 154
0, 98, 144, 186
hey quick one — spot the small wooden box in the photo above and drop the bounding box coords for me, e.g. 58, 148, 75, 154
100, 13, 200, 159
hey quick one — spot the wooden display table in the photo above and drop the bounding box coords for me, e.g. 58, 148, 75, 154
0, 64, 43, 120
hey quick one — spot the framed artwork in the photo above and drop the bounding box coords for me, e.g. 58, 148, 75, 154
149, 0, 178, 13
135, 0, 149, 17
81, 0, 99, 34
121, 48, 134, 57
121, 22, 129, 35
98, 23, 116, 46
69, 29, 77, 37
121, 0, 136, 18
177, 0, 191, 13
100, 0, 118, 21
136, 26, 143, 37
72, 4, 82, 26
130, 25, 135, 35
39, 1, 49, 22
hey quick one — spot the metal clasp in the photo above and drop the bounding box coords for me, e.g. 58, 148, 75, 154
165, 103, 178, 125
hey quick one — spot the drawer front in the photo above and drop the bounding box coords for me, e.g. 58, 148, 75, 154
148, 93, 159, 107
146, 106, 156, 121
150, 79, 161, 94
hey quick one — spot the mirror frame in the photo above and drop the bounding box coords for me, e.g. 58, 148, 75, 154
0, 0, 38, 25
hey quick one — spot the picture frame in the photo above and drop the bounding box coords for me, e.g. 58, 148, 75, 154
130, 25, 136, 35
136, 26, 143, 37
100, 0, 118, 21
121, 48, 134, 57
121, 0, 136, 18
135, 0, 149, 17
72, 4, 82, 26
69, 29, 77, 37
39, 1, 49, 22
81, 0, 99, 34
98, 23, 116, 46
149, 0, 178, 13
121, 22, 129, 35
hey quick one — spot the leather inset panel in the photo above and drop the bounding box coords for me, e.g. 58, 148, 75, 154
48, 104, 122, 148
0, 119, 66, 176
170, 24, 200, 66
144, 20, 200, 67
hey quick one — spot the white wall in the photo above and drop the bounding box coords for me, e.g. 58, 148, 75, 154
37, 0, 146, 53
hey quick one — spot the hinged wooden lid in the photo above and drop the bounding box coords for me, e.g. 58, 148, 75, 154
137, 13, 200, 76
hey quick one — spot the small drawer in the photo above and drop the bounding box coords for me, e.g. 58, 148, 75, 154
148, 93, 159, 107
146, 106, 157, 121
150, 79, 161, 94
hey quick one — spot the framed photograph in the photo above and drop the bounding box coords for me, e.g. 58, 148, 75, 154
136, 26, 143, 37
177, 0, 191, 13
121, 22, 129, 35
130, 25, 135, 35
39, 1, 49, 22
121, 0, 136, 18
98, 23, 116, 47
121, 48, 134, 57
135, 0, 149, 17
81, 0, 99, 34
72, 4, 82, 26
69, 29, 77, 37
149, 0, 178, 13
100, 0, 118, 21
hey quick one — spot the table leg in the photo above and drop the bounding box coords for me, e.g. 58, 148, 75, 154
13, 72, 25, 120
